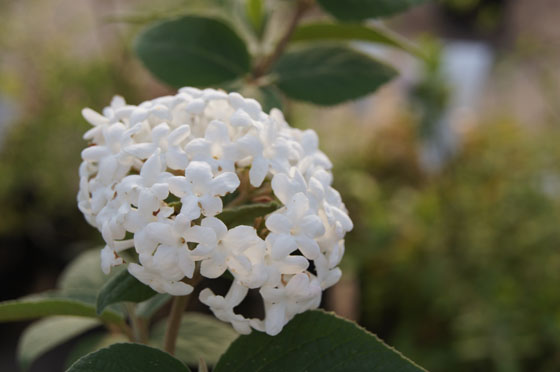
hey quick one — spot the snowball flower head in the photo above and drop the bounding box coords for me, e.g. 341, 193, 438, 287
78, 87, 353, 336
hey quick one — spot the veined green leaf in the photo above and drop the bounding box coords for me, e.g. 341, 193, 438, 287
214, 310, 426, 371
65, 332, 129, 369
273, 45, 397, 105
66, 343, 191, 372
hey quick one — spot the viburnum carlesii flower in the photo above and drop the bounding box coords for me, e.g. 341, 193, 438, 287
77, 87, 352, 336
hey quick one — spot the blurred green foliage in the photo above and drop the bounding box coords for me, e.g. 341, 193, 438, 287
0, 46, 144, 295
339, 121, 560, 372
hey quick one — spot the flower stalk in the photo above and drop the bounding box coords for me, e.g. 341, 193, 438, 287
163, 294, 190, 355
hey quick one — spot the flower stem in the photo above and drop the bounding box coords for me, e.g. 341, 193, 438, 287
163, 295, 190, 355
252, 0, 313, 79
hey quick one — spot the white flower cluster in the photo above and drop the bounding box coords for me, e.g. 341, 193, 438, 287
78, 88, 352, 336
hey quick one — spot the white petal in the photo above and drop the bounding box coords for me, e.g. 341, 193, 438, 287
164, 281, 194, 296
168, 176, 191, 197
82, 108, 109, 126
168, 125, 191, 145
223, 226, 260, 254
264, 302, 286, 336
200, 195, 223, 217
140, 154, 162, 185
146, 222, 175, 245
265, 213, 292, 234
151, 183, 169, 201
166, 148, 189, 170
188, 224, 218, 246
81, 146, 110, 161
289, 193, 310, 219
321, 268, 342, 289
276, 256, 309, 274
300, 214, 325, 238
152, 122, 170, 143
200, 217, 227, 240
201, 256, 227, 278
186, 98, 206, 114
230, 109, 253, 127
286, 272, 310, 297
185, 161, 213, 188
138, 189, 159, 213
178, 247, 195, 278
124, 143, 156, 159
294, 235, 320, 260
130, 107, 149, 124
269, 234, 297, 259
271, 173, 306, 205
224, 281, 249, 307
205, 120, 230, 143
211, 172, 240, 196
249, 156, 269, 187
98, 157, 118, 184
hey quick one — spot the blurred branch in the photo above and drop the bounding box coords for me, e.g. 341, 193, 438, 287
252, 0, 313, 79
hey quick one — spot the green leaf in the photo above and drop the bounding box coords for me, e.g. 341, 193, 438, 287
65, 333, 129, 369
259, 85, 284, 112
151, 313, 238, 366
96, 268, 157, 315
272, 45, 397, 106
136, 293, 172, 319
134, 15, 251, 88
58, 249, 124, 292
0, 290, 124, 325
316, 0, 430, 21
217, 201, 280, 228
246, 0, 265, 35
66, 343, 191, 372
291, 22, 425, 59
17, 316, 100, 371
214, 310, 426, 372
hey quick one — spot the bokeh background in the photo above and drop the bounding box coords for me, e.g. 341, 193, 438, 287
2, 0, 560, 371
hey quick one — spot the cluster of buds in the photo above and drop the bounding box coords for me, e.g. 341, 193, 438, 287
78, 88, 352, 335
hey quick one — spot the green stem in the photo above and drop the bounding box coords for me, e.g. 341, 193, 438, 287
126, 303, 148, 344
163, 295, 189, 355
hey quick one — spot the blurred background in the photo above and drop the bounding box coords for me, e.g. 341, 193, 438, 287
2, 0, 560, 371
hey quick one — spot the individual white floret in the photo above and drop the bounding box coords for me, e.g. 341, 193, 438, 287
168, 161, 239, 219
265, 192, 325, 260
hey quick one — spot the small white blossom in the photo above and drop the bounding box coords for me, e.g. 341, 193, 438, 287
78, 87, 352, 336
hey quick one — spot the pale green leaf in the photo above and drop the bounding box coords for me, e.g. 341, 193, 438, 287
17, 316, 100, 371
0, 290, 124, 325
291, 22, 425, 59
